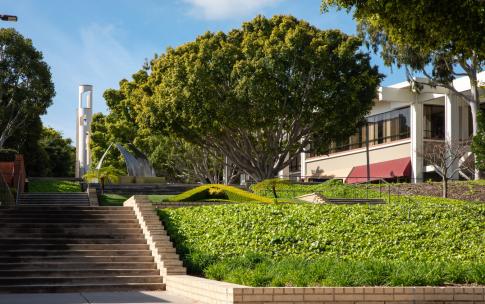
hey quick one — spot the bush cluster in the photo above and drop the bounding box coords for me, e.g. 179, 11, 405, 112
165, 184, 274, 203
0, 149, 19, 162
159, 198, 485, 286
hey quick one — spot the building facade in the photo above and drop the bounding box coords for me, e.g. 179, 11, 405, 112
281, 73, 485, 183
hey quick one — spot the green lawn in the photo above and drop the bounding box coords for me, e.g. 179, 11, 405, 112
159, 183, 485, 287
99, 194, 173, 206
28, 180, 81, 192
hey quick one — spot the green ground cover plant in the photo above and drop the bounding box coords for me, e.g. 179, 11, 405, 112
28, 180, 81, 192
159, 197, 485, 286
166, 184, 275, 203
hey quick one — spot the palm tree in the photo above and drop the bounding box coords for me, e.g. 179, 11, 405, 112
83, 166, 122, 194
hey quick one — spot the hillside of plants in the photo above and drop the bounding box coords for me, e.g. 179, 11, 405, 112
159, 181, 485, 287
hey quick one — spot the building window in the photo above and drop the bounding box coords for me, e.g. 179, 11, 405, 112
309, 106, 411, 157
424, 105, 444, 140
289, 153, 301, 173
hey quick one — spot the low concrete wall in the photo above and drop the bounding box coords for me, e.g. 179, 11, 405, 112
232, 286, 484, 304
86, 187, 98, 206
166, 275, 243, 304
166, 277, 484, 304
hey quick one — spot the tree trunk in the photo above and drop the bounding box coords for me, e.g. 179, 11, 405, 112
100, 177, 105, 195
0, 127, 13, 148
272, 185, 278, 199
442, 177, 448, 198
469, 77, 481, 180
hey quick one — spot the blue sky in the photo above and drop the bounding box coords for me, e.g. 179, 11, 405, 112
1, 0, 405, 141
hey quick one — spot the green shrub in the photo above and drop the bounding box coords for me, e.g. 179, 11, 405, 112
166, 184, 274, 203
0, 149, 18, 162
203, 255, 485, 287
159, 198, 485, 286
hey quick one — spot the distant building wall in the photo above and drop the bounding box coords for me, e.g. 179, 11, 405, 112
305, 140, 411, 180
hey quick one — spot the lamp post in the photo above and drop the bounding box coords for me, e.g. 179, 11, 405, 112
0, 15, 17, 22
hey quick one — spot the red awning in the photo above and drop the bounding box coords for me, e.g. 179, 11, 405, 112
346, 157, 411, 184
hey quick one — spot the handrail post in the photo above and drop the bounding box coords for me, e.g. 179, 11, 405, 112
388, 184, 391, 204
366, 182, 369, 199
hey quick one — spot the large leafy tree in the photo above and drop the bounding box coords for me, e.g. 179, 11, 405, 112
91, 69, 230, 182
322, 0, 485, 177
39, 127, 75, 177
5, 116, 49, 176
0, 28, 55, 148
141, 15, 381, 181
5, 120, 75, 177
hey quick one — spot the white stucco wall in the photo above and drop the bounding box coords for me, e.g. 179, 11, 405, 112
305, 140, 411, 180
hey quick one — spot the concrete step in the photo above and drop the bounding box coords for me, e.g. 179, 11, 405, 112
165, 267, 187, 275
0, 218, 139, 224
157, 252, 180, 260
0, 275, 163, 285
22, 192, 87, 196
0, 256, 155, 263
0, 224, 142, 230
0, 269, 160, 277
0, 202, 168, 292
0, 238, 147, 244
18, 203, 90, 206
0, 282, 165, 293
0, 244, 150, 250
162, 259, 184, 267
6, 206, 130, 211
0, 232, 144, 239
0, 214, 136, 219
0, 250, 153, 256
0, 262, 157, 270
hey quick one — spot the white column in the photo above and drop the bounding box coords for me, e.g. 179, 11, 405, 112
76, 85, 93, 178
223, 156, 230, 185
300, 151, 306, 181
410, 101, 424, 183
445, 92, 460, 179
77, 108, 87, 176
460, 100, 469, 140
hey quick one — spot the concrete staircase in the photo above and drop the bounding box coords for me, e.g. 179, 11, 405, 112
0, 205, 165, 292
18, 192, 90, 206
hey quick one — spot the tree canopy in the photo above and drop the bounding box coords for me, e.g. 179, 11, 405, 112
0, 28, 55, 148
322, 0, 485, 133
140, 15, 381, 181
39, 127, 75, 177
90, 69, 231, 183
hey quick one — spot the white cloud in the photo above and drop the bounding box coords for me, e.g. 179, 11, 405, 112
183, 0, 283, 20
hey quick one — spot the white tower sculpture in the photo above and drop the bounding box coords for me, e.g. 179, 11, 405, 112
75, 85, 93, 178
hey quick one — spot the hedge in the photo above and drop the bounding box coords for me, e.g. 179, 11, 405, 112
165, 184, 274, 203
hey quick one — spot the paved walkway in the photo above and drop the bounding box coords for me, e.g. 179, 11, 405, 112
0, 291, 198, 304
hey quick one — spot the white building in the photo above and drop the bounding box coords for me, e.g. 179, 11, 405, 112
281, 73, 485, 183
